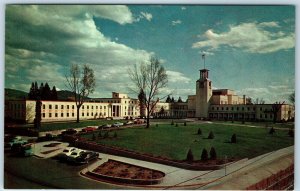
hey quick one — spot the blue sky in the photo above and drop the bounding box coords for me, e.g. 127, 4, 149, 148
5, 5, 295, 103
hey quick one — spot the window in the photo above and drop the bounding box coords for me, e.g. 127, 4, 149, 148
125, 101, 127, 104
49, 113, 52, 118
72, 105, 75, 109
82, 113, 84, 117
232, 107, 234, 111
67, 113, 69, 117
226, 107, 229, 110
42, 113, 45, 118
242, 107, 244, 111
221, 107, 224, 110
248, 107, 250, 111
82, 105, 84, 109
61, 105, 64, 109
125, 112, 127, 115
87, 106, 89, 109
72, 113, 74, 117
237, 107, 239, 111
91, 112, 93, 116
265, 114, 267, 118
260, 114, 262, 118
61, 113, 64, 117
67, 105, 69, 109
55, 113, 58, 117
212, 107, 214, 110
92, 106, 93, 109
217, 107, 219, 111
260, 107, 262, 111
43, 104, 45, 109
49, 105, 52, 109
55, 105, 58, 109
100, 106, 102, 109
104, 106, 106, 109
87, 113, 89, 116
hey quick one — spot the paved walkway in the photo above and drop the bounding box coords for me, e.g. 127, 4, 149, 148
27, 137, 294, 189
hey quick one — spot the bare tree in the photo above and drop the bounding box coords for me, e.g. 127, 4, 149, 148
271, 101, 285, 123
254, 98, 265, 104
66, 64, 96, 123
129, 57, 168, 128
289, 91, 295, 105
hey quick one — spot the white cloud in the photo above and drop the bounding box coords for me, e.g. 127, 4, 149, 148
258, 21, 280, 28
140, 12, 153, 21
166, 71, 191, 83
172, 20, 182, 26
5, 5, 153, 97
192, 22, 295, 53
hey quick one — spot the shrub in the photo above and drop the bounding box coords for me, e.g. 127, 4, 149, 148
186, 148, 194, 162
269, 127, 275, 135
98, 131, 102, 138
156, 124, 158, 127
175, 123, 178, 127
231, 134, 237, 143
184, 122, 187, 126
92, 133, 96, 141
104, 131, 109, 138
209, 147, 217, 160
197, 128, 202, 135
114, 131, 117, 138
171, 120, 174, 125
208, 131, 214, 139
201, 148, 208, 161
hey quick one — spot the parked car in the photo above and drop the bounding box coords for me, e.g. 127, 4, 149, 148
11, 143, 33, 157
112, 122, 123, 127
67, 149, 85, 162
125, 121, 134, 125
81, 126, 97, 133
37, 133, 57, 142
5, 136, 28, 148
56, 147, 77, 161
134, 119, 144, 124
98, 124, 112, 129
61, 129, 77, 136
75, 151, 99, 164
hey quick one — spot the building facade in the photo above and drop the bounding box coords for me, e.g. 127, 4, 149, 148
6, 68, 294, 123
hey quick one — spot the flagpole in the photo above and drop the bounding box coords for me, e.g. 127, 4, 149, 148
202, 53, 206, 69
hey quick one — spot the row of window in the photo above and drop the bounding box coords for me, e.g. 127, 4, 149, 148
42, 104, 107, 110
42, 112, 107, 118
211, 106, 272, 112
211, 106, 255, 111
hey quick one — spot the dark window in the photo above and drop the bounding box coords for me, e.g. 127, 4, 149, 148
49, 105, 52, 109
61, 105, 64, 109
67, 105, 69, 109
49, 113, 52, 118
72, 105, 75, 109
43, 105, 45, 109
55, 113, 58, 117
61, 113, 63, 117
55, 105, 58, 109
42, 113, 45, 118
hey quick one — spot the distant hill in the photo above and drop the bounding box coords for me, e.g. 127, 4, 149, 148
5, 88, 28, 100
5, 88, 89, 101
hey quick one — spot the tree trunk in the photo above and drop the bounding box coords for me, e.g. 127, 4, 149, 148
76, 106, 80, 123
146, 106, 150, 128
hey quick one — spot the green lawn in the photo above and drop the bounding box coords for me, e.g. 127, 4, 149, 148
217, 121, 294, 129
80, 123, 294, 160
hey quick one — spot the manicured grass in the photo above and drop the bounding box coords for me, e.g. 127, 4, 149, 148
218, 121, 294, 129
80, 123, 294, 160
26, 119, 126, 132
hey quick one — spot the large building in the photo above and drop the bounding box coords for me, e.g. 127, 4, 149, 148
6, 68, 294, 123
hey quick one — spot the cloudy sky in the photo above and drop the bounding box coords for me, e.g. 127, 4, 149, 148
5, 5, 295, 103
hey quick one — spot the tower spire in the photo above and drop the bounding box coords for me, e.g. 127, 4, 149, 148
202, 53, 206, 69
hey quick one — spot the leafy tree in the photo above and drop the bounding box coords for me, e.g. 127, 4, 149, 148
186, 148, 194, 162
208, 131, 214, 139
175, 123, 178, 127
209, 147, 217, 160
34, 98, 42, 130
66, 64, 96, 123
51, 86, 58, 100
128, 56, 168, 128
171, 97, 175, 103
42, 82, 51, 100
166, 95, 171, 103
231, 134, 237, 143
28, 82, 35, 100
201, 148, 208, 161
178, 97, 183, 103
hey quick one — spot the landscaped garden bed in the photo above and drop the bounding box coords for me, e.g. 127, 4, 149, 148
65, 122, 293, 170
86, 159, 165, 185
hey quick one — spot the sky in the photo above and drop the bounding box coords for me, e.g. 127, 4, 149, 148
5, 5, 295, 103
